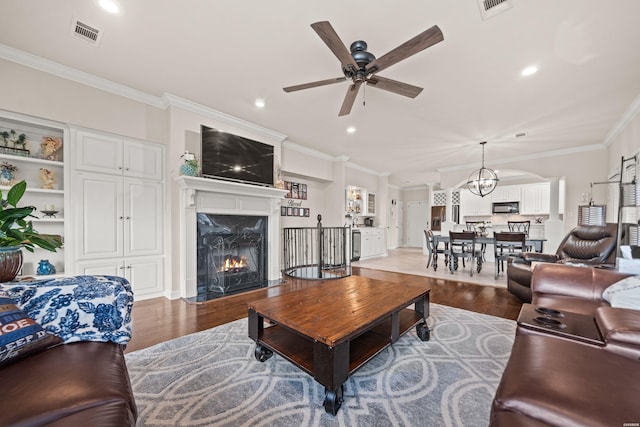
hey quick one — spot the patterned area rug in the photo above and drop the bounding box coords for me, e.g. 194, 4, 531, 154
125, 304, 515, 426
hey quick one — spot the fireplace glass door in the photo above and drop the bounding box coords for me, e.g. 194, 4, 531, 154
197, 214, 268, 300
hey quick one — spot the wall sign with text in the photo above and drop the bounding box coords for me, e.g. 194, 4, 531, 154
282, 181, 309, 216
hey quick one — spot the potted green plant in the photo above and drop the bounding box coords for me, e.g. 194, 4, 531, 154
0, 180, 63, 282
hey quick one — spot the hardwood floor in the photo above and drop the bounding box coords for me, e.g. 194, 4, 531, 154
126, 266, 523, 353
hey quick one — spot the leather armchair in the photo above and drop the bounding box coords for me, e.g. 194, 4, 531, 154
506, 223, 617, 302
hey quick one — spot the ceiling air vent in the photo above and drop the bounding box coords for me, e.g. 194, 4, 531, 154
71, 18, 103, 45
477, 0, 513, 20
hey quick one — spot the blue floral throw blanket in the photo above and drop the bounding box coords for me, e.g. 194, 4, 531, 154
0, 275, 133, 345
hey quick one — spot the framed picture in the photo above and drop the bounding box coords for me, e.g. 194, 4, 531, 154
301, 184, 307, 200
285, 181, 292, 198
281, 206, 287, 216
291, 183, 299, 199
287, 207, 293, 216
304, 208, 310, 217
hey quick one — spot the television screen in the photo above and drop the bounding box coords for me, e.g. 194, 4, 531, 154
200, 125, 274, 186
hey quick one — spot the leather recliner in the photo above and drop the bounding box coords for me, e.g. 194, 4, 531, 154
506, 223, 617, 302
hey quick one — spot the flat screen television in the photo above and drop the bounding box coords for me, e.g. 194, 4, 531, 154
200, 125, 274, 187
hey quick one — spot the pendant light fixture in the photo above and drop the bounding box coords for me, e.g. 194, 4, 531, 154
467, 141, 499, 197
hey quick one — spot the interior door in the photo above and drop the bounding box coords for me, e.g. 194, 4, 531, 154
406, 201, 429, 247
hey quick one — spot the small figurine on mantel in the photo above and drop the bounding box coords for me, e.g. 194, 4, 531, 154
40, 167, 55, 189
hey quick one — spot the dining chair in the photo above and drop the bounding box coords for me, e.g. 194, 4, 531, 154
424, 229, 448, 271
507, 220, 530, 235
493, 231, 527, 279
465, 221, 488, 259
448, 231, 483, 276
508, 220, 531, 250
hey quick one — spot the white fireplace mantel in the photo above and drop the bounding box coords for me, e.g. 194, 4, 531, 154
176, 176, 288, 299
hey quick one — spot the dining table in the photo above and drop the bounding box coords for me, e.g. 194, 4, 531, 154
431, 234, 546, 270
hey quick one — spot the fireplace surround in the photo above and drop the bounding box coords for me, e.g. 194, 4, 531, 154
177, 176, 287, 300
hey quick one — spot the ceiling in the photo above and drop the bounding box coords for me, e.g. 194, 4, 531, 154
1, 0, 640, 188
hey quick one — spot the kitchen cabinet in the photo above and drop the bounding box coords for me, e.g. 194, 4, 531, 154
70, 129, 165, 299
0, 111, 68, 276
491, 185, 521, 203
460, 188, 492, 217
360, 228, 386, 259
346, 186, 364, 215
521, 182, 550, 215
367, 192, 376, 215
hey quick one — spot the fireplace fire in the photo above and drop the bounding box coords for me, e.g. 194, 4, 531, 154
220, 256, 249, 273
196, 213, 268, 300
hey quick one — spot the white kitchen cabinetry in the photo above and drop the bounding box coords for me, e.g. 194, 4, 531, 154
0, 111, 68, 276
360, 228, 386, 259
71, 129, 165, 299
346, 186, 365, 215
460, 188, 492, 217
521, 182, 550, 215
491, 185, 521, 203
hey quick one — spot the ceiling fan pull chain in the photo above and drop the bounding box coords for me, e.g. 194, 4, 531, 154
363, 82, 366, 107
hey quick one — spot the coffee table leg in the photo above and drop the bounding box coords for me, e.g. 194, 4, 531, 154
324, 385, 344, 415
415, 294, 431, 341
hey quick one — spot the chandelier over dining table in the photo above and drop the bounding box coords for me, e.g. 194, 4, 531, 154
467, 141, 499, 197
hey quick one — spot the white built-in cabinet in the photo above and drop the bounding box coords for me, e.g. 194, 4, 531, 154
360, 228, 386, 259
0, 111, 68, 277
520, 182, 550, 215
490, 185, 521, 203
459, 188, 492, 217
71, 129, 165, 299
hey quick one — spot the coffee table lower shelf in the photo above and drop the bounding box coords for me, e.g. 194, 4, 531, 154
249, 307, 429, 414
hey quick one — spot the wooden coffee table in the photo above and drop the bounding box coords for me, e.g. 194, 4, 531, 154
248, 275, 431, 415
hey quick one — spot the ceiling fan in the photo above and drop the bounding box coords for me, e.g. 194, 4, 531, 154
283, 21, 444, 116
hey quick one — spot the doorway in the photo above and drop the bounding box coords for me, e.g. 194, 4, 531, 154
406, 201, 429, 247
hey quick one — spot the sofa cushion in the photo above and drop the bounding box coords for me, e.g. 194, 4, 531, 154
0, 291, 62, 367
491, 334, 640, 427
602, 275, 640, 309
0, 341, 137, 426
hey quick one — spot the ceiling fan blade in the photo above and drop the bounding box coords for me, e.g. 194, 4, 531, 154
311, 21, 360, 71
283, 77, 347, 92
339, 81, 362, 116
365, 25, 443, 75
367, 76, 423, 98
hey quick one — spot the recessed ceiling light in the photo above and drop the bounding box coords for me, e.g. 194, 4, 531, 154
98, 0, 121, 14
346, 126, 356, 134
521, 65, 538, 77
254, 98, 265, 108
233, 165, 243, 172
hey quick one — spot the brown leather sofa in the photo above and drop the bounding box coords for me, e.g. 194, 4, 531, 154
0, 341, 137, 426
491, 263, 640, 426
506, 223, 618, 302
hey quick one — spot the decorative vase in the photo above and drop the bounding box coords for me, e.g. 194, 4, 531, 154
0, 246, 23, 282
36, 259, 56, 276
180, 163, 198, 176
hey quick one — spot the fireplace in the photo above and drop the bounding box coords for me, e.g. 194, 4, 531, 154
177, 176, 288, 300
197, 214, 268, 300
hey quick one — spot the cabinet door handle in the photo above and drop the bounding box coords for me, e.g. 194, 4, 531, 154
126, 216, 131, 220
118, 166, 123, 170
119, 216, 124, 220
126, 265, 131, 269
119, 266, 125, 270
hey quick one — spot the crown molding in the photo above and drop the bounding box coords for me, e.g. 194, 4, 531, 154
603, 93, 640, 147
0, 43, 165, 108
346, 161, 389, 177
0, 44, 288, 143
438, 143, 605, 173
282, 140, 337, 161
161, 93, 287, 143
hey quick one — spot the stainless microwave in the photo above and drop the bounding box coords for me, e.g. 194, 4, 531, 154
492, 201, 519, 214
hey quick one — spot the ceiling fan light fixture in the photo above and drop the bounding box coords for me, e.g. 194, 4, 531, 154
466, 142, 499, 197
521, 65, 538, 76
